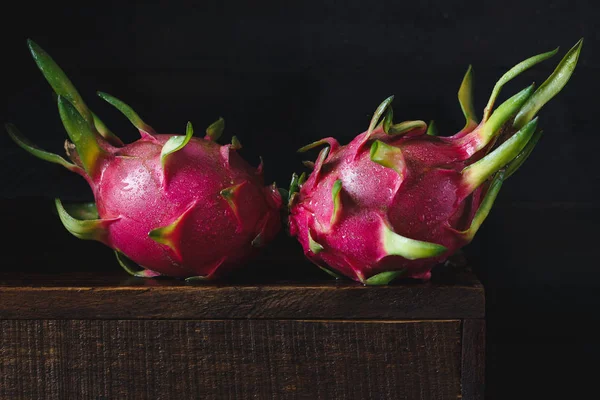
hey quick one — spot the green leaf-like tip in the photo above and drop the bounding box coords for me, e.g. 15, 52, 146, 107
298, 172, 307, 185
55, 198, 118, 243
505, 129, 543, 179
330, 179, 343, 226
458, 64, 478, 129
297, 138, 339, 153
58, 96, 105, 177
317, 265, 342, 279
62, 202, 100, 220
367, 95, 395, 138
514, 38, 583, 129
308, 231, 325, 254
97, 91, 156, 135
364, 270, 406, 286
369, 140, 405, 176
114, 251, 161, 278
463, 118, 538, 192
27, 39, 93, 125
205, 117, 225, 141
220, 182, 246, 230
148, 200, 197, 262
288, 172, 300, 194
426, 120, 438, 136
388, 120, 427, 136
231, 136, 242, 150
483, 46, 559, 122
381, 221, 447, 260
6, 123, 81, 172
185, 275, 211, 283
382, 106, 394, 134
160, 122, 194, 167
459, 171, 505, 242
478, 84, 535, 147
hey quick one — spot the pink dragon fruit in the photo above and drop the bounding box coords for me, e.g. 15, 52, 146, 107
6, 40, 282, 280
288, 40, 582, 285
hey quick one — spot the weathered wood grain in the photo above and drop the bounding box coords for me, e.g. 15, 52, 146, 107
0, 271, 484, 320
0, 319, 462, 400
461, 319, 486, 400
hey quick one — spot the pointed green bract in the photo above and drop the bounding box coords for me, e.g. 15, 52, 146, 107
148, 201, 197, 262
6, 123, 81, 173
62, 202, 100, 220
476, 84, 534, 150
298, 172, 307, 185
185, 257, 226, 282
505, 129, 543, 179
308, 231, 324, 254
289, 172, 301, 195
310, 146, 331, 185
114, 250, 161, 278
58, 96, 106, 177
55, 198, 118, 243
330, 179, 343, 225
317, 265, 342, 279
514, 39, 583, 129
27, 40, 122, 146
298, 138, 339, 153
463, 118, 538, 192
28, 39, 93, 125
366, 95, 394, 140
370, 140, 405, 176
287, 172, 306, 206
381, 221, 447, 260
388, 120, 427, 136
483, 47, 559, 121
97, 92, 156, 135
364, 270, 405, 286
160, 122, 194, 167
458, 65, 478, 129
220, 181, 247, 229
381, 106, 394, 134
185, 276, 211, 283
231, 136, 242, 150
205, 117, 225, 141
426, 120, 438, 136
460, 171, 504, 242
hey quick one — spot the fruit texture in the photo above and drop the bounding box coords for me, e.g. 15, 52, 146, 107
288, 40, 582, 285
7, 40, 282, 280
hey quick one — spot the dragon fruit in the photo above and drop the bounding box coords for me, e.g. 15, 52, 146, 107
288, 40, 582, 285
6, 40, 282, 280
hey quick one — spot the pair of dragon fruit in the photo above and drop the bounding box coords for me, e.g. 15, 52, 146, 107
7, 39, 582, 284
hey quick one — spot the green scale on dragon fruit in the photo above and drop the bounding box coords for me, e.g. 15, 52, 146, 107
6, 40, 282, 281
288, 39, 583, 285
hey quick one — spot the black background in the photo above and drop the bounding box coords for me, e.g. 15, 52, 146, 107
1, 1, 598, 398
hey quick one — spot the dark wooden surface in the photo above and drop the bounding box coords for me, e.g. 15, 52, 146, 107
461, 319, 486, 400
0, 319, 462, 400
0, 269, 484, 320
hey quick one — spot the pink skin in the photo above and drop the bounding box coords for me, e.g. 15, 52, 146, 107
289, 125, 487, 283
77, 134, 281, 278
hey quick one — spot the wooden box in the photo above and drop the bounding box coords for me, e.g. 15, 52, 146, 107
0, 268, 484, 400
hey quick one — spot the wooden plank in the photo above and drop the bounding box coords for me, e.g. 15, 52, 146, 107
0, 271, 484, 320
0, 319, 462, 400
461, 319, 486, 400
